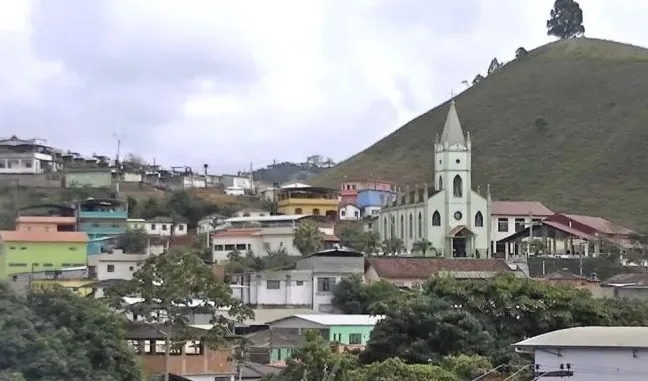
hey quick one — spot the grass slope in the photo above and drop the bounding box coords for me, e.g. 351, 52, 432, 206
313, 38, 648, 231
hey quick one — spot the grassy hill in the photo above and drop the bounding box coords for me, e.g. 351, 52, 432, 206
313, 38, 648, 231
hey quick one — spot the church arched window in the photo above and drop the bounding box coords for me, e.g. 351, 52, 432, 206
390, 216, 396, 238
418, 212, 422, 237
432, 211, 441, 226
409, 213, 413, 238
400, 215, 404, 238
453, 175, 463, 197
475, 211, 484, 227
439, 176, 443, 190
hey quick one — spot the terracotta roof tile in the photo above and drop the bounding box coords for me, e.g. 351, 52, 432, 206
367, 257, 513, 279
0, 230, 89, 243
16, 216, 77, 224
492, 201, 553, 216
563, 214, 634, 235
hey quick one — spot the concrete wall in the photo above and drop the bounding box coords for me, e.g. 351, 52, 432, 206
534, 347, 648, 380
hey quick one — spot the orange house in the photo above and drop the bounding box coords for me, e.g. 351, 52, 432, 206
125, 323, 234, 379
15, 216, 77, 233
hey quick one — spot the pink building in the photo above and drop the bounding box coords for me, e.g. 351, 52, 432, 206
340, 180, 393, 205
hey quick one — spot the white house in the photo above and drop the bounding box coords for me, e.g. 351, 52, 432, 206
0, 136, 60, 174
338, 204, 361, 221
229, 248, 365, 312
234, 208, 269, 218
491, 201, 553, 257
225, 187, 245, 196
513, 326, 648, 380
222, 174, 253, 190
379, 100, 491, 258
127, 217, 187, 237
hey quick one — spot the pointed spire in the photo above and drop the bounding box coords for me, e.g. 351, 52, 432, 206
440, 100, 466, 146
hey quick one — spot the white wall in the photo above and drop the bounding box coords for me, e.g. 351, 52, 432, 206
339, 205, 360, 220
0, 152, 53, 174
231, 270, 313, 307
212, 227, 301, 261
533, 347, 648, 380
225, 187, 245, 196
127, 220, 187, 236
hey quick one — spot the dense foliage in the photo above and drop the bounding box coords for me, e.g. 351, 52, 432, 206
547, 0, 585, 39
264, 330, 496, 381
0, 283, 141, 381
355, 275, 648, 367
293, 220, 325, 255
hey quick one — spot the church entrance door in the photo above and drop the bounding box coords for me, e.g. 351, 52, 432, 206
452, 237, 467, 257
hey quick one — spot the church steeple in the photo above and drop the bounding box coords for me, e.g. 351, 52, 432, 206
440, 100, 466, 146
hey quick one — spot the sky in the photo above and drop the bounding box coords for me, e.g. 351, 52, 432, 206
1, 0, 647, 174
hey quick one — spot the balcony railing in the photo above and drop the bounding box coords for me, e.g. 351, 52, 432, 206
78, 210, 128, 219
79, 223, 127, 235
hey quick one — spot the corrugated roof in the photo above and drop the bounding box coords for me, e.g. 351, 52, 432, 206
212, 229, 261, 238
226, 215, 309, 223
601, 273, 648, 287
563, 214, 635, 235
367, 257, 513, 279
0, 230, 88, 243
283, 314, 384, 326
16, 216, 77, 224
542, 220, 593, 240
491, 201, 553, 216
513, 327, 648, 349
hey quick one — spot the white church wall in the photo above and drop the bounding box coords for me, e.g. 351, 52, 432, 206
469, 191, 490, 256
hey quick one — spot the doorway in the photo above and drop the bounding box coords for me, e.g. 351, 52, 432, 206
453, 237, 467, 257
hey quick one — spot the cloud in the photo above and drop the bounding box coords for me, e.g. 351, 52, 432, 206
0, 0, 647, 173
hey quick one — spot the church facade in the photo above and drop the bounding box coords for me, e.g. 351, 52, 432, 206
378, 101, 492, 258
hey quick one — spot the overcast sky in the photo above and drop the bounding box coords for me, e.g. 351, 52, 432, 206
1, 0, 646, 173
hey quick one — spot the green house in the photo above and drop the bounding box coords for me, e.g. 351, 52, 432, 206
0, 230, 89, 279
264, 314, 384, 363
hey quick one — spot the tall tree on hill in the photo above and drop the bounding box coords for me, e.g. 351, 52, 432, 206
547, 0, 585, 39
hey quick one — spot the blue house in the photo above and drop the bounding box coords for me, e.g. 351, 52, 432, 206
356, 189, 396, 209
77, 198, 128, 255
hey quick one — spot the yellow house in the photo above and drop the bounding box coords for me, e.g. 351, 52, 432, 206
276, 186, 339, 218
31, 278, 94, 296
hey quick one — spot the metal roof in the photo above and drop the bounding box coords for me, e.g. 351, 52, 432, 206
225, 215, 310, 223
513, 327, 648, 349
270, 314, 384, 327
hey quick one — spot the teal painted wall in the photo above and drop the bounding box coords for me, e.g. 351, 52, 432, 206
270, 347, 295, 363
329, 325, 374, 345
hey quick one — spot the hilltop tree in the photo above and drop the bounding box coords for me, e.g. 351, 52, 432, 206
293, 220, 325, 255
547, 0, 585, 39
515, 47, 528, 58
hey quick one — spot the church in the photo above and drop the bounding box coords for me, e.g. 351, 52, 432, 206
378, 100, 492, 258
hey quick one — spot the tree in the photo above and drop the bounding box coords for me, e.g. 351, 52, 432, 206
293, 220, 324, 255
117, 227, 149, 254
382, 238, 405, 255
472, 74, 485, 85
332, 275, 407, 315
350, 358, 460, 381
515, 47, 528, 58
547, 0, 585, 39
124, 153, 147, 166
264, 329, 355, 381
411, 239, 434, 256
360, 295, 494, 364
107, 249, 253, 381
0, 283, 141, 381
487, 58, 502, 75
338, 225, 380, 254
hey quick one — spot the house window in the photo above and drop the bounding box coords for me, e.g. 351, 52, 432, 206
177, 224, 184, 231
475, 212, 484, 227
349, 333, 362, 345
515, 218, 525, 232
313, 208, 320, 215
161, 224, 167, 231
400, 215, 404, 238
107, 264, 115, 272
296, 280, 304, 286
498, 218, 509, 232
69, 247, 77, 251
317, 277, 333, 292
20, 247, 27, 250
127, 340, 142, 354
341, 210, 346, 217
383, 217, 387, 239
184, 340, 203, 355
432, 211, 441, 226
8, 263, 27, 267
438, 176, 443, 190
236, 244, 247, 251
418, 212, 422, 237
453, 175, 463, 197
295, 208, 303, 214
24, 161, 33, 168
224, 244, 235, 251
92, 223, 100, 227
409, 213, 413, 238
267, 280, 281, 289
214, 244, 224, 251
150, 224, 156, 230
354, 211, 358, 217
263, 242, 271, 251
9, 246, 15, 250
129, 266, 134, 271
0, 161, 4, 168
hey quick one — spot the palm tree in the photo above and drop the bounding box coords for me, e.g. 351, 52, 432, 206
293, 220, 325, 255
411, 239, 434, 256
382, 238, 405, 255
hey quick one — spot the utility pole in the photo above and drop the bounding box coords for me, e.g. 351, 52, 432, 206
203, 164, 208, 188
112, 133, 122, 196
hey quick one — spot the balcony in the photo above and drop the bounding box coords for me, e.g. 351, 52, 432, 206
79, 223, 126, 235
278, 198, 338, 207
78, 210, 128, 219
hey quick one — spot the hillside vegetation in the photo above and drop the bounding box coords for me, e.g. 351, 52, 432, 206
313, 38, 648, 231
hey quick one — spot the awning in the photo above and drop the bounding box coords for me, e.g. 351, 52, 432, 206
446, 225, 474, 237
